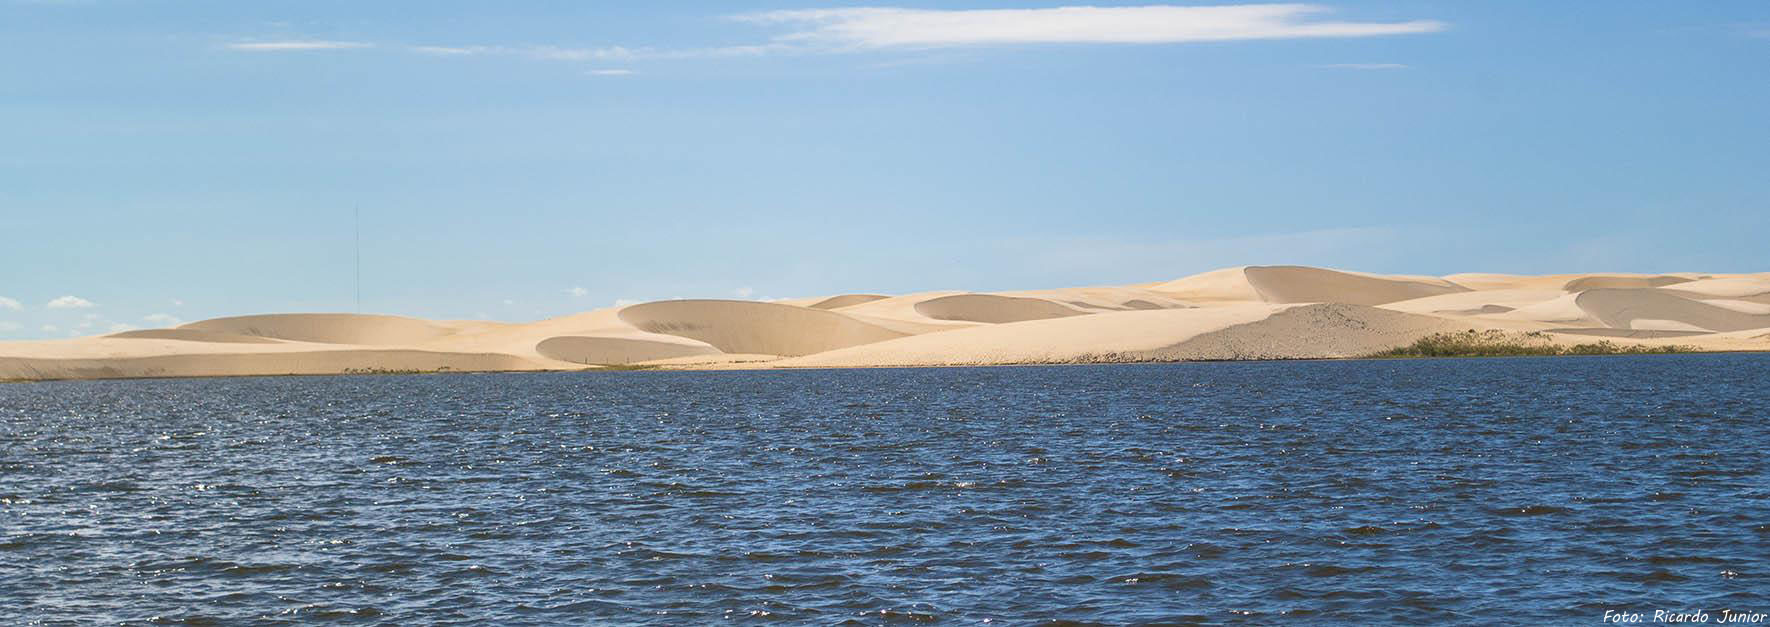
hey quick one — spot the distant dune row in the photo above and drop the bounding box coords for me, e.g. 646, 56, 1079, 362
5, 266, 1768, 380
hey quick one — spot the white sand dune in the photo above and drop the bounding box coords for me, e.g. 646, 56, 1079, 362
807, 294, 890, 310
913, 294, 1091, 323
181, 313, 470, 345
779, 304, 1461, 368
617, 300, 910, 356
1153, 266, 1466, 306
1562, 275, 1696, 292
4, 265, 1767, 381
107, 328, 289, 344
1662, 277, 1770, 301
535, 335, 719, 365
1380, 289, 1564, 316
1573, 288, 1770, 332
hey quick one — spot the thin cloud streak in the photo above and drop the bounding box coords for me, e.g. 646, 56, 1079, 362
227, 40, 373, 51
740, 4, 1445, 48
407, 43, 780, 61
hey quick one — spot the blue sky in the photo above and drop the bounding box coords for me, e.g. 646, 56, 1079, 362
3, 1, 1767, 338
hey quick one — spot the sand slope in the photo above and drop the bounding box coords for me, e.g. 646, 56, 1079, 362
4, 265, 1767, 381
1153, 266, 1466, 306
181, 313, 466, 345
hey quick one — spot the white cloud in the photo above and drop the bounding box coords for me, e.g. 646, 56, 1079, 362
567, 286, 589, 297
408, 43, 775, 62
143, 313, 182, 327
0, 321, 19, 332
614, 298, 640, 307
733, 287, 755, 299
46, 295, 95, 309
740, 5, 1444, 48
226, 40, 373, 52
171, 299, 185, 307
107, 323, 137, 333
502, 299, 516, 306
40, 325, 58, 333
0, 296, 19, 310
1317, 62, 1409, 70
411, 45, 487, 56
588, 69, 637, 76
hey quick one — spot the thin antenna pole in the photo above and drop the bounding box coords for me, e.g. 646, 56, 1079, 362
354, 207, 361, 313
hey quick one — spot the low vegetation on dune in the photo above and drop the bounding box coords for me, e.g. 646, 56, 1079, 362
1369, 330, 1694, 358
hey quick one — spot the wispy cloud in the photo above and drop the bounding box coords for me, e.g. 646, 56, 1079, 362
223, 4, 1444, 70
567, 286, 589, 297
0, 321, 19, 332
143, 313, 182, 327
1316, 63, 1410, 70
226, 40, 373, 52
739, 4, 1444, 48
0, 296, 19, 311
46, 295, 95, 309
408, 43, 777, 62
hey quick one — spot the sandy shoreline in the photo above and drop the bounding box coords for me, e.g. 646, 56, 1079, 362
5, 265, 1768, 382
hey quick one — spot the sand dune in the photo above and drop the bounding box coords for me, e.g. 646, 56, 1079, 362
0, 348, 548, 381
1562, 275, 1694, 292
181, 314, 463, 345
617, 300, 910, 356
107, 329, 289, 344
1573, 288, 1770, 332
1662, 277, 1770, 300
1380, 289, 1563, 316
779, 304, 1460, 368
913, 294, 1091, 323
1153, 266, 1466, 306
5, 265, 1767, 381
807, 294, 890, 310
535, 336, 719, 365
1242, 266, 1468, 305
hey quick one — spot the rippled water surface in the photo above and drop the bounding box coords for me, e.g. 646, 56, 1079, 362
3, 355, 1768, 624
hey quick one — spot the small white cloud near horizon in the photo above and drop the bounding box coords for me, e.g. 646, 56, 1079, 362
567, 286, 589, 297
172, 299, 185, 307
0, 296, 19, 311
41, 325, 58, 333
614, 298, 640, 307
107, 323, 137, 333
0, 321, 19, 332
226, 40, 373, 52
588, 69, 637, 76
47, 295, 95, 309
733, 287, 756, 299
740, 4, 1445, 48
1317, 62, 1410, 70
144, 313, 182, 327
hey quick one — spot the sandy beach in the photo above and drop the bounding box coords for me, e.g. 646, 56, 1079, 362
4, 265, 1767, 381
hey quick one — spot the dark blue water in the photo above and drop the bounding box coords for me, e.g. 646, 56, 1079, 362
3, 355, 1768, 625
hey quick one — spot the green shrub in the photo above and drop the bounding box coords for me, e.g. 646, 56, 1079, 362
1369, 329, 1694, 358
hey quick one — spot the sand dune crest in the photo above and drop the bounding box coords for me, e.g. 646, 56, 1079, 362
913, 294, 1090, 324
617, 300, 910, 356
181, 314, 459, 345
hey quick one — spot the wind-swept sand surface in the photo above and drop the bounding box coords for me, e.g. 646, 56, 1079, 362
5, 265, 1768, 380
